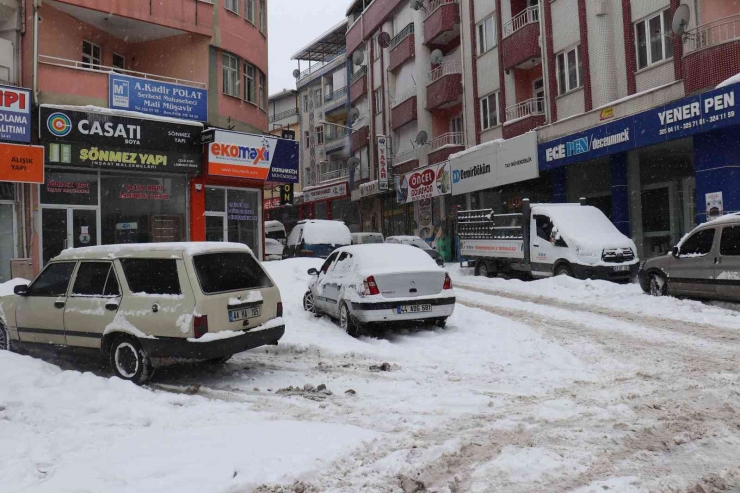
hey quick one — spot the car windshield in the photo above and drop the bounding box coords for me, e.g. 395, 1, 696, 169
192, 252, 273, 294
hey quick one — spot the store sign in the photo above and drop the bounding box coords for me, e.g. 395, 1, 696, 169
205, 129, 299, 182
395, 162, 451, 204
600, 107, 614, 121
39, 106, 202, 173
0, 85, 31, 143
0, 143, 44, 184
360, 180, 379, 198
706, 192, 724, 218
377, 135, 389, 190
228, 201, 258, 221
264, 197, 281, 210
280, 183, 294, 205
118, 183, 170, 200
540, 82, 740, 170
303, 182, 348, 203
109, 74, 208, 122
450, 132, 539, 196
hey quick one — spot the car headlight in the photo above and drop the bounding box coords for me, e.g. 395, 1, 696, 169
576, 246, 600, 258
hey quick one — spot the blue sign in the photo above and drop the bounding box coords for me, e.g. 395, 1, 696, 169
0, 85, 31, 143
109, 74, 208, 122
540, 82, 740, 170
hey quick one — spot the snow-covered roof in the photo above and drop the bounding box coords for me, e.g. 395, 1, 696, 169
291, 19, 348, 61
299, 220, 352, 246
717, 73, 740, 89
335, 244, 439, 273
533, 205, 635, 251
702, 212, 740, 227
40, 104, 204, 127
54, 242, 252, 261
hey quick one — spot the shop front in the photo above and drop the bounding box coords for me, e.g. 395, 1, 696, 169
300, 180, 360, 231
539, 82, 740, 259
36, 105, 201, 269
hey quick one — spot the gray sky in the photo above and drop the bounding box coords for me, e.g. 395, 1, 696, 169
268, 0, 349, 95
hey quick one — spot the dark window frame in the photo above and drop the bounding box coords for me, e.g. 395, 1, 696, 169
27, 262, 77, 297
120, 258, 183, 296
191, 252, 273, 295
679, 228, 716, 257
720, 226, 740, 256
70, 261, 121, 298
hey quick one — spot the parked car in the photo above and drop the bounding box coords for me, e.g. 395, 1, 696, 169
0, 243, 285, 384
265, 220, 287, 245
265, 238, 284, 261
351, 232, 384, 245
386, 235, 445, 267
302, 244, 455, 336
639, 213, 740, 299
283, 220, 352, 259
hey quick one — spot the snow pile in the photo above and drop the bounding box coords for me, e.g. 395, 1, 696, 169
228, 290, 263, 305
717, 73, 740, 89
0, 278, 30, 297
300, 220, 351, 246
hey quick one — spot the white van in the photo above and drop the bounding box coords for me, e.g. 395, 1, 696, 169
0, 243, 285, 384
265, 220, 287, 244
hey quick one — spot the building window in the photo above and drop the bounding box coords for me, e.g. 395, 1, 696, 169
244, 63, 256, 103
259, 0, 266, 33
477, 14, 496, 55
304, 131, 310, 148
635, 8, 673, 70
314, 87, 322, 106
82, 40, 101, 70
259, 72, 267, 109
374, 88, 382, 114
246, 0, 255, 23
316, 126, 324, 144
450, 115, 463, 134
303, 94, 309, 112
222, 53, 239, 97
556, 45, 582, 95
373, 35, 381, 60
112, 53, 125, 72
480, 92, 499, 130
224, 0, 239, 14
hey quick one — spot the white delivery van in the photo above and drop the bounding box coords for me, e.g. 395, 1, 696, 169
265, 220, 287, 244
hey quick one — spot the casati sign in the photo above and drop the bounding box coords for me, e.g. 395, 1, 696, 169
395, 162, 451, 204
206, 129, 299, 182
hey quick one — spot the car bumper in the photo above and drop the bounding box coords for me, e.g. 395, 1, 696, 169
139, 325, 285, 360
572, 263, 639, 282
350, 297, 456, 323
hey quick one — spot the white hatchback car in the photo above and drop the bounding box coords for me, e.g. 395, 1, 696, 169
302, 244, 455, 336
0, 242, 284, 384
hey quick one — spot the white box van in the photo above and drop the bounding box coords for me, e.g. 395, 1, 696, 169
0, 243, 284, 384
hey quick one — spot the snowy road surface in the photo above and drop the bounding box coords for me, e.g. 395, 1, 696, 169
2, 260, 740, 492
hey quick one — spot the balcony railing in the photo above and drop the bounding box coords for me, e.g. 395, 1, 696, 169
426, 0, 460, 19
325, 128, 350, 143
269, 108, 298, 122
38, 55, 206, 88
391, 85, 417, 107
324, 86, 348, 103
505, 97, 545, 122
390, 23, 415, 49
319, 166, 349, 182
684, 14, 740, 54
350, 66, 367, 85
427, 60, 462, 84
430, 132, 465, 151
393, 147, 419, 165
296, 49, 346, 82
502, 6, 539, 38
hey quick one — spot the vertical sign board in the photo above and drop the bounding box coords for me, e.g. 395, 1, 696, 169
706, 192, 724, 218
377, 135, 389, 190
109, 73, 208, 122
0, 85, 31, 143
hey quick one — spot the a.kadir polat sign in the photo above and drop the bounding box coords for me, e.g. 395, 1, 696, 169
204, 129, 299, 182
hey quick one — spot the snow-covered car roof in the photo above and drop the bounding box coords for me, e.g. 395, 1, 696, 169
352, 232, 383, 237
533, 204, 634, 251
332, 244, 440, 274
53, 242, 253, 261
299, 220, 351, 246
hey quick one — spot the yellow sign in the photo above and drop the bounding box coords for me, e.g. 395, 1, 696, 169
599, 107, 615, 121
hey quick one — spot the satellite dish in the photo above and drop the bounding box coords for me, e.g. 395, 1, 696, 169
292, 69, 301, 79
352, 49, 365, 66
409, 0, 424, 11
430, 49, 443, 65
349, 107, 360, 121
347, 157, 361, 168
415, 130, 428, 146
672, 4, 690, 36
378, 32, 391, 49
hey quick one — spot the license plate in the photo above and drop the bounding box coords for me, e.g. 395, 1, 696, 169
612, 265, 630, 272
397, 304, 432, 314
229, 306, 261, 322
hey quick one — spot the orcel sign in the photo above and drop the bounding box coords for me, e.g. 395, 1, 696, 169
395, 162, 451, 204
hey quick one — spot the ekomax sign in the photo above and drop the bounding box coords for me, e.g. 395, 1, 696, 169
109, 74, 207, 122
39, 105, 202, 173
0, 85, 31, 143
540, 82, 740, 170
204, 129, 299, 182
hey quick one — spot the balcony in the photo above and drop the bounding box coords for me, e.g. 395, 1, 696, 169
501, 6, 541, 71
427, 132, 464, 165
296, 49, 346, 83
389, 23, 415, 73
350, 125, 370, 152
319, 166, 349, 183
324, 87, 348, 114
392, 147, 420, 174
391, 86, 418, 130
683, 14, 740, 93
324, 129, 350, 154
426, 60, 463, 110
503, 98, 546, 139
346, 0, 405, 55
270, 108, 298, 123
424, 0, 461, 49
349, 66, 367, 104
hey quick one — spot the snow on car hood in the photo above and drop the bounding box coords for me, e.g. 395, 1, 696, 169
535, 205, 637, 253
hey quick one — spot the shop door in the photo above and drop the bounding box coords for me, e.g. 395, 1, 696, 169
42, 208, 98, 265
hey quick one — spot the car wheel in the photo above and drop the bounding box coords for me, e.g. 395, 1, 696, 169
206, 355, 232, 364
475, 262, 490, 278
0, 320, 9, 351
303, 291, 319, 316
109, 335, 153, 385
649, 273, 667, 297
554, 263, 574, 278
434, 318, 447, 328
340, 302, 362, 337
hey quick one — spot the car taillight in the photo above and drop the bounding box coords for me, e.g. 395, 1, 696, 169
363, 276, 380, 296
443, 273, 452, 290
193, 314, 208, 338
299, 250, 314, 257
276, 302, 283, 317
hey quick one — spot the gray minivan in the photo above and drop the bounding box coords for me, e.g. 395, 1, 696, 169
639, 214, 740, 299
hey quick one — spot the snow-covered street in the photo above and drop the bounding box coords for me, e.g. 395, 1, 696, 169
3, 260, 740, 493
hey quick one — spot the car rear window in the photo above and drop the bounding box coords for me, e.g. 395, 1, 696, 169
192, 252, 273, 294
120, 259, 182, 295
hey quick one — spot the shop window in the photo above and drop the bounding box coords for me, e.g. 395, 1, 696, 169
204, 188, 261, 253
480, 92, 499, 130
82, 40, 101, 70
121, 259, 181, 295
679, 228, 715, 256
28, 262, 76, 297
245, 63, 256, 103
477, 14, 496, 55
246, 0, 255, 23
41, 171, 98, 206
635, 9, 673, 70
556, 45, 581, 95
72, 262, 118, 297
223, 53, 240, 97
0, 182, 14, 201
720, 227, 740, 256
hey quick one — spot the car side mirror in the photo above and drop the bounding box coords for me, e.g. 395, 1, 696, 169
13, 284, 29, 296
672, 246, 679, 257
307, 268, 318, 276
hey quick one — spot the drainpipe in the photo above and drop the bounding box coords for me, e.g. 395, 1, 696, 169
32, 0, 39, 105
458, 0, 469, 148
538, 3, 550, 124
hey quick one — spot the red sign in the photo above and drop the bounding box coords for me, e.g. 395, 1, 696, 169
264, 197, 281, 210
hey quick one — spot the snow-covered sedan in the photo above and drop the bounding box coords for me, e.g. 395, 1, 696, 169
302, 244, 455, 336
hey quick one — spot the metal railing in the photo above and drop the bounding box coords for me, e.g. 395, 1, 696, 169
426, 0, 459, 19
391, 85, 417, 107
350, 66, 367, 85
427, 60, 462, 84
319, 166, 349, 182
684, 14, 740, 54
502, 5, 539, 38
38, 54, 207, 88
269, 108, 298, 122
505, 97, 545, 121
430, 132, 465, 151
324, 86, 348, 103
296, 49, 346, 82
393, 147, 419, 166
325, 128, 350, 143
390, 23, 415, 49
